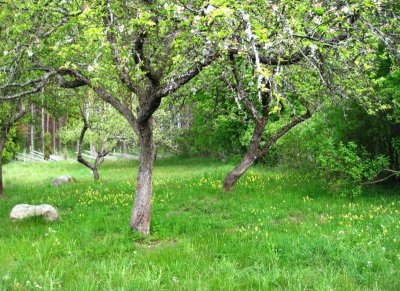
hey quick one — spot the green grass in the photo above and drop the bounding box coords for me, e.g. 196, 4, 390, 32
0, 158, 399, 290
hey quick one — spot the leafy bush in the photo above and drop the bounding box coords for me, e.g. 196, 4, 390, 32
1, 127, 20, 163
318, 141, 389, 197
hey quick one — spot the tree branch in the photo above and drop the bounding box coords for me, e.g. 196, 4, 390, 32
59, 69, 139, 135
258, 110, 313, 157
132, 32, 160, 85
155, 52, 218, 99
0, 71, 57, 100
104, 1, 139, 93
228, 53, 260, 121
77, 113, 95, 171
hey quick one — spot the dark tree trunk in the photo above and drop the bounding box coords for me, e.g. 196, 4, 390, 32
130, 118, 156, 234
93, 167, 100, 180
0, 137, 5, 197
58, 118, 63, 152
223, 121, 264, 191
52, 117, 56, 154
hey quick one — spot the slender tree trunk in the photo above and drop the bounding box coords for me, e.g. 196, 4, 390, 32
52, 117, 56, 154
30, 104, 35, 153
46, 112, 50, 133
92, 155, 105, 181
58, 118, 62, 152
41, 107, 45, 153
223, 122, 265, 191
123, 140, 127, 155
130, 118, 156, 234
0, 137, 5, 197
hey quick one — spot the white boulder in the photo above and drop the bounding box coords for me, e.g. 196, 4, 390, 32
10, 204, 59, 222
52, 175, 73, 186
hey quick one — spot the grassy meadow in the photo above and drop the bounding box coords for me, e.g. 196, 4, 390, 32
0, 158, 400, 290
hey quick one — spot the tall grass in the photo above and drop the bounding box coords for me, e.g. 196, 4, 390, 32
0, 158, 399, 290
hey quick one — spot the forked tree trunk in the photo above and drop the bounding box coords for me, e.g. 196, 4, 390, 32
223, 112, 312, 192
130, 118, 156, 234
223, 121, 265, 191
0, 137, 5, 197
76, 119, 106, 181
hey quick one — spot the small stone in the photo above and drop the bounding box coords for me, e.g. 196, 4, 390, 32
10, 204, 59, 222
52, 175, 73, 186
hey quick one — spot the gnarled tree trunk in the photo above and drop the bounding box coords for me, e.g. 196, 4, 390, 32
130, 118, 156, 234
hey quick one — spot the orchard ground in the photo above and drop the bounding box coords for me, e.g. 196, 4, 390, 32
0, 158, 399, 290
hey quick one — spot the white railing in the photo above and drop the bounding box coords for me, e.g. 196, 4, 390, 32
15, 151, 75, 163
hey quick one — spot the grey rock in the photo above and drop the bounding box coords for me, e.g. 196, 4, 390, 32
10, 204, 59, 222
52, 175, 73, 186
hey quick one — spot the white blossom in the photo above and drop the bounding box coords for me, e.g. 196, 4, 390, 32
175, 5, 184, 15
204, 5, 215, 15
313, 17, 321, 25
342, 6, 350, 13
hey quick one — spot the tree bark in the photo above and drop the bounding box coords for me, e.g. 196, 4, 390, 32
223, 121, 265, 191
46, 112, 50, 133
130, 118, 156, 234
0, 137, 5, 197
30, 104, 35, 153
93, 167, 100, 180
51, 117, 56, 154
41, 107, 45, 153
223, 154, 257, 192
